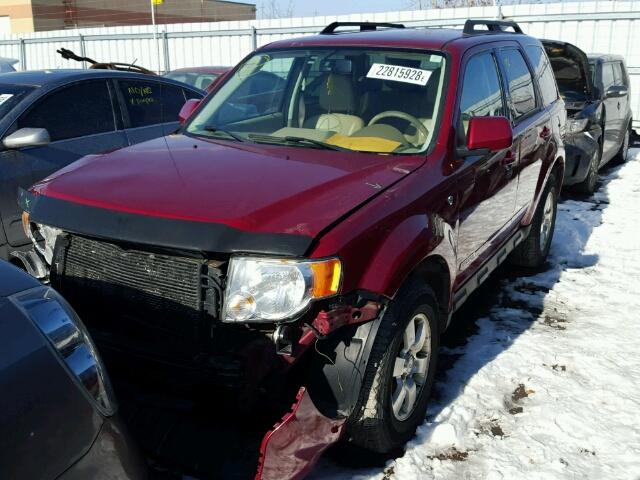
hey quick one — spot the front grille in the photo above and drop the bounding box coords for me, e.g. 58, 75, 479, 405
54, 235, 222, 339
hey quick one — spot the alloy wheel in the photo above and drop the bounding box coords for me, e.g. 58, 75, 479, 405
539, 191, 555, 252
391, 313, 432, 421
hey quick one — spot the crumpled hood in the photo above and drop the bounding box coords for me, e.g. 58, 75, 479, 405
29, 134, 420, 253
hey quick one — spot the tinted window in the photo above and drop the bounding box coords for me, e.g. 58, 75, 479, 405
612, 62, 626, 87
525, 45, 558, 107
19, 81, 115, 142
460, 52, 505, 134
602, 63, 615, 90
118, 80, 162, 128
161, 84, 187, 123
0, 84, 36, 119
498, 49, 537, 120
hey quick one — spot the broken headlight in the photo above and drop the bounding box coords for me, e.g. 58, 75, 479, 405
22, 212, 61, 265
222, 256, 342, 323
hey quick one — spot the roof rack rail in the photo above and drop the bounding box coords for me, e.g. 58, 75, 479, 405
463, 19, 523, 35
320, 21, 405, 35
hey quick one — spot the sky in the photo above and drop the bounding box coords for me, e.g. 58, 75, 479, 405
254, 0, 415, 18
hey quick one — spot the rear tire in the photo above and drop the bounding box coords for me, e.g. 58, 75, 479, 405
346, 281, 439, 453
510, 173, 558, 268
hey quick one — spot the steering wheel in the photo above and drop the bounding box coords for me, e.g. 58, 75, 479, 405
368, 111, 429, 144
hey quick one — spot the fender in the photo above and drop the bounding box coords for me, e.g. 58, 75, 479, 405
522, 151, 565, 227
357, 213, 456, 301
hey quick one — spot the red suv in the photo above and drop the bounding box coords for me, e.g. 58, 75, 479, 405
21, 20, 564, 479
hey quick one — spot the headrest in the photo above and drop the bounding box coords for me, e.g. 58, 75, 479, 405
318, 74, 357, 113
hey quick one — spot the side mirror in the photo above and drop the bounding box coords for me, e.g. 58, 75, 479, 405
459, 116, 513, 157
605, 85, 628, 98
179, 99, 201, 125
3, 127, 51, 149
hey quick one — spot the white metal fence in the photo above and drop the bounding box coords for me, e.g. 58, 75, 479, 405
1, 1, 640, 126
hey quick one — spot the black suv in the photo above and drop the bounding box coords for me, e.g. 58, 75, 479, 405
543, 40, 632, 193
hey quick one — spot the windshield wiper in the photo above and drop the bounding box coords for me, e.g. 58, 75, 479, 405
248, 134, 347, 151
282, 136, 348, 151
201, 126, 247, 143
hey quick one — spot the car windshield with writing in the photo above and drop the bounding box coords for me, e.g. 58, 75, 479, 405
0, 85, 36, 118
185, 48, 447, 154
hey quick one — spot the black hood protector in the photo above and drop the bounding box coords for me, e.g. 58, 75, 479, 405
19, 189, 312, 257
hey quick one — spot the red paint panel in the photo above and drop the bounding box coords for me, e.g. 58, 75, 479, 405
466, 116, 513, 152
256, 388, 344, 480
30, 135, 420, 238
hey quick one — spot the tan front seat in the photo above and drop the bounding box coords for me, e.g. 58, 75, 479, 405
308, 74, 364, 136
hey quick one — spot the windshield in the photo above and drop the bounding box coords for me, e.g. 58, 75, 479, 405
165, 71, 219, 90
186, 48, 447, 154
0, 84, 36, 118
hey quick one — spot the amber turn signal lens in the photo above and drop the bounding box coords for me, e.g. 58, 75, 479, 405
21, 211, 31, 238
310, 258, 342, 298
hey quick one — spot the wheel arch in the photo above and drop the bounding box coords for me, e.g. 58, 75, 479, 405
399, 254, 452, 331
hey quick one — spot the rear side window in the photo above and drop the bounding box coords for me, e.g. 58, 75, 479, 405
460, 52, 505, 134
118, 80, 162, 128
19, 80, 115, 142
161, 84, 188, 123
612, 62, 627, 87
497, 49, 537, 120
525, 45, 558, 107
602, 63, 615, 90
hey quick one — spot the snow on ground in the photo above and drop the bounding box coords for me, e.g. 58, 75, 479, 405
315, 150, 640, 480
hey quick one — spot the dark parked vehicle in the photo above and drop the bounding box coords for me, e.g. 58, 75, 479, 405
0, 69, 203, 265
165, 66, 232, 91
0, 260, 147, 480
543, 40, 632, 193
21, 20, 564, 479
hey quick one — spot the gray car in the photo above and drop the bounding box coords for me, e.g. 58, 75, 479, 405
543, 40, 632, 193
0, 69, 203, 266
0, 259, 147, 479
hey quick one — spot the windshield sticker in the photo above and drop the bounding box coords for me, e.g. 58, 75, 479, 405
0, 93, 13, 105
366, 63, 432, 86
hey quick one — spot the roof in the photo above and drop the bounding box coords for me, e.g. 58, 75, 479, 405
587, 53, 625, 63
166, 66, 231, 74
259, 26, 529, 53
0, 69, 167, 87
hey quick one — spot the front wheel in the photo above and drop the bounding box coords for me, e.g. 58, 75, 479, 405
346, 282, 439, 453
615, 123, 631, 163
573, 143, 601, 194
510, 173, 558, 268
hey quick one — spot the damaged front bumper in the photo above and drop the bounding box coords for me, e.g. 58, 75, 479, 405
257, 387, 345, 480
563, 127, 602, 186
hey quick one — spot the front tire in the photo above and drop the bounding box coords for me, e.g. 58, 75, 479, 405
346, 282, 439, 453
615, 123, 631, 163
510, 173, 558, 268
573, 142, 601, 194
